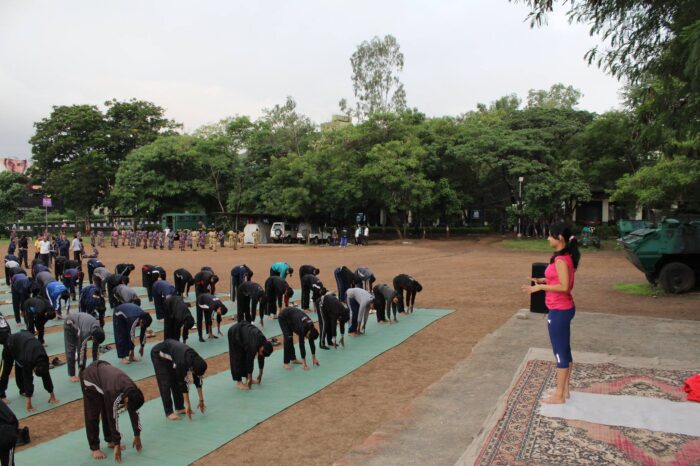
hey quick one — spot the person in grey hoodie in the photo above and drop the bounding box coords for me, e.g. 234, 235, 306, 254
64, 313, 106, 383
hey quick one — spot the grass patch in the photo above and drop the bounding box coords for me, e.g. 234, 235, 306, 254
501, 239, 620, 252
613, 282, 666, 297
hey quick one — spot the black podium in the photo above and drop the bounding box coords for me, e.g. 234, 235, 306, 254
530, 262, 548, 313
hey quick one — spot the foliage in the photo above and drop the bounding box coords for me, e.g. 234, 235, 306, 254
612, 282, 666, 297
339, 35, 407, 121
526, 83, 583, 109
29, 99, 180, 219
0, 172, 29, 224
111, 135, 202, 218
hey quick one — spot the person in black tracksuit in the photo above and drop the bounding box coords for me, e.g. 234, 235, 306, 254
230, 264, 253, 303
264, 276, 293, 319
392, 274, 423, 314
53, 255, 67, 280
316, 293, 350, 349
86, 259, 104, 285
0, 331, 58, 412
228, 322, 273, 390
193, 268, 218, 298
277, 307, 319, 370
141, 265, 166, 302
150, 340, 207, 420
163, 295, 194, 343
237, 281, 266, 325
300, 274, 325, 312
334, 266, 355, 301
114, 263, 135, 277
79, 285, 107, 327
373, 284, 401, 322
80, 361, 145, 462
62, 268, 84, 300
22, 297, 55, 345
0, 400, 18, 466
195, 293, 228, 341
298, 265, 319, 279
173, 268, 195, 297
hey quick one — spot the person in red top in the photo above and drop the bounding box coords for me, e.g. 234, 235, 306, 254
523, 223, 580, 404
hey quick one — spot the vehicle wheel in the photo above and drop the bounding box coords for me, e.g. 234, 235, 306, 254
659, 262, 695, 294
644, 273, 657, 286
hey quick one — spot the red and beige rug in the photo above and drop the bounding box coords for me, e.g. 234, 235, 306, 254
473, 358, 700, 466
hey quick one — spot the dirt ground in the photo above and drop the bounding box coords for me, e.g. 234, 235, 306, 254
19, 237, 700, 465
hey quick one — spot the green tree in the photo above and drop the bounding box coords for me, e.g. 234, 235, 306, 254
29, 99, 180, 221
339, 35, 407, 121
0, 172, 28, 224
360, 140, 433, 238
526, 83, 583, 109
112, 136, 202, 218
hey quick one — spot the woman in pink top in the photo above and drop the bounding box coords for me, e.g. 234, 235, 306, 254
522, 223, 580, 404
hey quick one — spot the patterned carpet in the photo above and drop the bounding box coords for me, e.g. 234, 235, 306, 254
474, 360, 700, 466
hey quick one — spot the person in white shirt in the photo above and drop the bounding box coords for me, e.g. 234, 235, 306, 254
363, 226, 369, 245
71, 234, 82, 261
39, 236, 52, 265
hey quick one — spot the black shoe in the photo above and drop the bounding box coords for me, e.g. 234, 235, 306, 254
319, 345, 330, 350
199, 338, 205, 342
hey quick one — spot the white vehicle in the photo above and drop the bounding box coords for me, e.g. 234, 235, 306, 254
297, 223, 331, 244
270, 222, 298, 243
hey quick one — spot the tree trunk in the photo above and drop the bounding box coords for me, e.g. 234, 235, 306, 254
390, 213, 403, 239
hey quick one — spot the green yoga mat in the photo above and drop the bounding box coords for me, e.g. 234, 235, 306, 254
16, 308, 452, 465
5, 296, 302, 421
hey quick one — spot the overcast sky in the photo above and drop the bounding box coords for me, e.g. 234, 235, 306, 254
0, 0, 624, 159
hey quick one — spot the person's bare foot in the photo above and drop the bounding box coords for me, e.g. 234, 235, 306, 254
176, 408, 187, 414
167, 413, 180, 420
91, 449, 106, 460
236, 382, 250, 391
283, 364, 292, 370
70, 376, 79, 383
541, 394, 566, 404
545, 388, 570, 399
291, 359, 303, 365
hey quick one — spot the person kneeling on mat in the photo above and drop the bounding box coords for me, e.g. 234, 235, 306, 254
64, 313, 105, 383
228, 322, 273, 390
113, 304, 153, 364
80, 360, 145, 462
150, 339, 207, 421
278, 307, 319, 370
0, 331, 59, 412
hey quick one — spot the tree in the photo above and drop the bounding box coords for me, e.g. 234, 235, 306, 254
511, 1, 699, 82
526, 83, 582, 109
360, 140, 434, 238
611, 156, 700, 213
111, 136, 202, 218
29, 99, 180, 220
261, 96, 317, 156
0, 172, 28, 224
339, 35, 407, 121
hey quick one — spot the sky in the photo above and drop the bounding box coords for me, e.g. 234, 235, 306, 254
0, 0, 624, 159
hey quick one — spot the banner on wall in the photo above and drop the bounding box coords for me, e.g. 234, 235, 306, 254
1, 157, 30, 174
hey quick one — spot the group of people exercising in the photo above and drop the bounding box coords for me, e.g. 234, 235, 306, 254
1, 253, 423, 464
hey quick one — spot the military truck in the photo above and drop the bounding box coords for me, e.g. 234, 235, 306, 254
619, 219, 700, 293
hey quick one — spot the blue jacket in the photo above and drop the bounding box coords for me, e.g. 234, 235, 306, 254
46, 281, 69, 313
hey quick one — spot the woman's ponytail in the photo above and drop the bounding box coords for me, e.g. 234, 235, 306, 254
549, 222, 580, 269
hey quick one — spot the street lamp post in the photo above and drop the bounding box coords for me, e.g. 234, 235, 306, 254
517, 177, 524, 238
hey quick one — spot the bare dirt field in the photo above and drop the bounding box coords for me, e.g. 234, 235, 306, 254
19, 237, 700, 465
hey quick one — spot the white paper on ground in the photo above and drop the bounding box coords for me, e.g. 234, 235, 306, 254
539, 392, 700, 437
